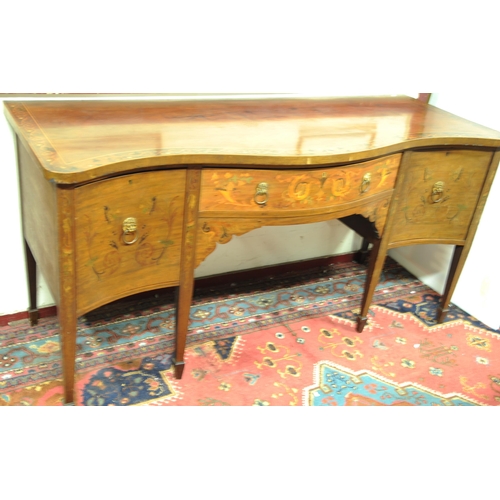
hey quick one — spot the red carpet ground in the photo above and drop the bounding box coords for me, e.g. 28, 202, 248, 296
1, 259, 499, 406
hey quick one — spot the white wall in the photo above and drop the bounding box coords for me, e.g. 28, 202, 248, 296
2, 92, 499, 331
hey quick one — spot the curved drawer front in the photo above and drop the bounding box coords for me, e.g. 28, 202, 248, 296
199, 154, 401, 216
74, 169, 186, 314
389, 149, 492, 245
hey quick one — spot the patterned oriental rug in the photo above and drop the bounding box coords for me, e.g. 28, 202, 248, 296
1, 258, 500, 406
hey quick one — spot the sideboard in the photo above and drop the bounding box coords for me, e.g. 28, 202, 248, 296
5, 96, 500, 405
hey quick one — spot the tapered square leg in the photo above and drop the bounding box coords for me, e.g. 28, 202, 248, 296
354, 237, 371, 266
357, 316, 368, 333
25, 240, 39, 326
57, 188, 78, 405
173, 360, 185, 379
436, 307, 450, 323
173, 168, 201, 380
58, 300, 77, 405
436, 246, 464, 324
357, 238, 385, 333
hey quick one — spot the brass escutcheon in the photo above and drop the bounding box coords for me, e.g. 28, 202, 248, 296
431, 181, 445, 203
122, 217, 138, 245
254, 182, 269, 206
360, 173, 371, 193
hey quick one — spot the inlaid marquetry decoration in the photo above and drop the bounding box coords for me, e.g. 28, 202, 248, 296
73, 170, 186, 315
357, 197, 391, 236
199, 154, 400, 215
195, 219, 266, 267
5, 104, 63, 171
389, 150, 493, 244
195, 192, 392, 267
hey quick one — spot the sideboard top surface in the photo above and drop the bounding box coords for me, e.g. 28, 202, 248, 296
5, 95, 500, 183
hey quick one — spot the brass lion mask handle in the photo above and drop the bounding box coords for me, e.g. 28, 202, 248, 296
431, 181, 445, 203
254, 182, 269, 206
122, 217, 138, 245
360, 173, 371, 194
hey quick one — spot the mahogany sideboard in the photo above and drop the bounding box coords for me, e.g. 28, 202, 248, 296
5, 96, 500, 405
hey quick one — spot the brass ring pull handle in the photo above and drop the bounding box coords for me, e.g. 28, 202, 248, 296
122, 217, 138, 245
431, 181, 445, 203
360, 173, 371, 193
254, 182, 269, 206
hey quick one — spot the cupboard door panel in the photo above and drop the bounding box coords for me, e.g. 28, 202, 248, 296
74, 169, 186, 314
389, 150, 492, 244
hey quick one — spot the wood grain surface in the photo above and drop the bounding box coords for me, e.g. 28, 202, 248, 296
5, 96, 500, 183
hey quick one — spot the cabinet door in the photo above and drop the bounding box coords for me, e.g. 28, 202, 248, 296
389, 150, 492, 246
74, 169, 186, 314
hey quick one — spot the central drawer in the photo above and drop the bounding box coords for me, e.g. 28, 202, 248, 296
74, 169, 186, 314
199, 154, 401, 216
